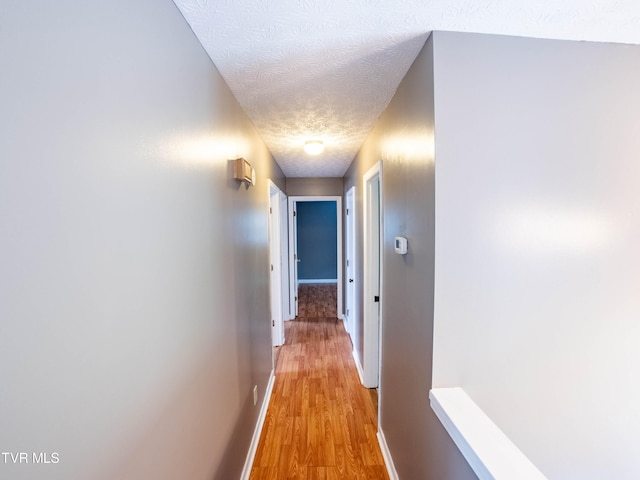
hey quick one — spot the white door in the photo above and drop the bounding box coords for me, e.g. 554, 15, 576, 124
288, 198, 299, 318
280, 191, 289, 323
363, 162, 382, 388
268, 181, 284, 346
345, 187, 357, 342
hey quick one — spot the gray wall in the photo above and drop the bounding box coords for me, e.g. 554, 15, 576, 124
432, 32, 640, 479
0, 1, 284, 479
286, 177, 343, 196
343, 35, 477, 479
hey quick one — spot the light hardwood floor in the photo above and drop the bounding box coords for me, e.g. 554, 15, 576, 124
250, 285, 388, 480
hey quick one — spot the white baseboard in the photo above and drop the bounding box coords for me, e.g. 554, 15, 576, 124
377, 428, 399, 480
338, 312, 344, 320
240, 371, 275, 480
352, 348, 365, 385
298, 279, 338, 284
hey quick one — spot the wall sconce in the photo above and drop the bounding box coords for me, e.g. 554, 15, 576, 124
233, 157, 255, 186
304, 140, 324, 155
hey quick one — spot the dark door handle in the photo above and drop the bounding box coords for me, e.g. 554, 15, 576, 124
349, 279, 354, 283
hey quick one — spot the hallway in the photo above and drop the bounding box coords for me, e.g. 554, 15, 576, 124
250, 285, 388, 479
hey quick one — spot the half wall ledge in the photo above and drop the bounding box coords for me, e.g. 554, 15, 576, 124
429, 387, 547, 480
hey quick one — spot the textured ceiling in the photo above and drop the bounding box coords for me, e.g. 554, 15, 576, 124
173, 0, 640, 177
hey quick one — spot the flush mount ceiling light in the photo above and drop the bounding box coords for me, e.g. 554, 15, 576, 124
304, 140, 324, 155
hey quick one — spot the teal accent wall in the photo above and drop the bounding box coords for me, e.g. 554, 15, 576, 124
297, 201, 337, 280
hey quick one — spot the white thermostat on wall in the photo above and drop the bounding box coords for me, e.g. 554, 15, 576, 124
394, 236, 408, 255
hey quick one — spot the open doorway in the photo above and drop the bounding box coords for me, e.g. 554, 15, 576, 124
287, 196, 343, 321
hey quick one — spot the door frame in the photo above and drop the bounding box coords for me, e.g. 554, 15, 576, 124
268, 180, 285, 347
288, 196, 343, 320
362, 162, 383, 388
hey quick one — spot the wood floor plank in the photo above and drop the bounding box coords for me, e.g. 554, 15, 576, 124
251, 284, 388, 479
